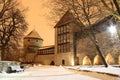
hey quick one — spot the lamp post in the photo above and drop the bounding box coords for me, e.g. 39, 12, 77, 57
108, 25, 117, 34
108, 24, 119, 43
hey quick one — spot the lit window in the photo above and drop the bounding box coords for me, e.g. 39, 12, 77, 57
61, 35, 64, 43
57, 36, 61, 44
66, 25, 70, 32
61, 27, 64, 33
67, 34, 70, 42
64, 25, 67, 33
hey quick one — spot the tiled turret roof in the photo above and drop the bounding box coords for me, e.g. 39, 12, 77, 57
24, 29, 43, 40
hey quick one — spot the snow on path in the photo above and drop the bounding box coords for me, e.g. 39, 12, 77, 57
65, 66, 120, 77
0, 66, 100, 80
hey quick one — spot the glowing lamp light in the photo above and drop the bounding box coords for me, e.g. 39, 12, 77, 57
108, 25, 117, 34
71, 59, 75, 66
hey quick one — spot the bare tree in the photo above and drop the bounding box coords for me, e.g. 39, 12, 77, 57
0, 0, 18, 18
101, 0, 120, 20
51, 0, 110, 67
0, 0, 28, 60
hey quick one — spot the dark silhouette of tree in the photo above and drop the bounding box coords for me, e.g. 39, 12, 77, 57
0, 0, 28, 60
101, 0, 120, 20
0, 0, 18, 18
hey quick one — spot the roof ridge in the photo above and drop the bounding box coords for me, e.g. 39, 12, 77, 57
54, 10, 75, 27
24, 29, 43, 40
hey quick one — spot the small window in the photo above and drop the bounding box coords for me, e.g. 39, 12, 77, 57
28, 39, 30, 42
66, 25, 70, 32
36, 39, 39, 42
61, 27, 64, 34
64, 25, 67, 33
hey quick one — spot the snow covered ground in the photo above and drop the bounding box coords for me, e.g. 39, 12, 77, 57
65, 65, 120, 77
0, 65, 120, 80
0, 65, 100, 80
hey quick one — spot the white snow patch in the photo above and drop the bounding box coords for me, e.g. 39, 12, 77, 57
0, 66, 100, 80
65, 65, 120, 77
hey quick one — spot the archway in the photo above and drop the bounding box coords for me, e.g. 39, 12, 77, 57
62, 59, 65, 65
118, 55, 120, 64
50, 61, 55, 65
106, 53, 115, 64
82, 56, 92, 65
93, 55, 103, 65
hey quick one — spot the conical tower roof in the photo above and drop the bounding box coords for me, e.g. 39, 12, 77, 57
24, 29, 43, 40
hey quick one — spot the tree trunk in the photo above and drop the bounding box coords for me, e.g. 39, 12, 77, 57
1, 45, 8, 60
94, 40, 108, 67
90, 26, 108, 67
1, 47, 5, 60
113, 0, 120, 15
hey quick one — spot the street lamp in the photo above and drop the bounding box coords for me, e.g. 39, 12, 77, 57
108, 25, 117, 34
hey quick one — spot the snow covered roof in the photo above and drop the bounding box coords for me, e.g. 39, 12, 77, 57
24, 29, 43, 40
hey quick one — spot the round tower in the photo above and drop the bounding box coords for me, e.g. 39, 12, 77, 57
24, 29, 43, 53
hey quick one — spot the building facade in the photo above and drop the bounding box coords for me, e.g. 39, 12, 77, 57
35, 45, 55, 65
24, 29, 43, 53
23, 29, 43, 63
54, 11, 81, 65
23, 11, 120, 66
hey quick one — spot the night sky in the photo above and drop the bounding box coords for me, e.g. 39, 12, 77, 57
21, 0, 54, 46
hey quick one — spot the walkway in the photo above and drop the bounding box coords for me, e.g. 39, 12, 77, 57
0, 65, 119, 80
